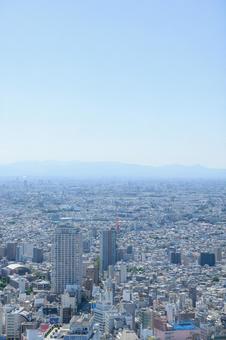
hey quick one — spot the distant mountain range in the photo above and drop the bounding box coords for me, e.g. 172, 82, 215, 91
0, 161, 225, 179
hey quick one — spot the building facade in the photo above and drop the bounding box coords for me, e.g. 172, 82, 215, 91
100, 228, 116, 274
52, 225, 82, 294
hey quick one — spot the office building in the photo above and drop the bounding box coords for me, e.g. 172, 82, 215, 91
32, 248, 43, 263
189, 286, 197, 308
139, 308, 153, 329
170, 252, 181, 265
6, 243, 17, 261
0, 246, 6, 259
100, 228, 116, 273
199, 252, 215, 267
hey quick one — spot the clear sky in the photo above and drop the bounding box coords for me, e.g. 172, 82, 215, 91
0, 0, 225, 167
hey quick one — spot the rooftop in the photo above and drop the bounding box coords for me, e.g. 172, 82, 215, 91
172, 321, 198, 331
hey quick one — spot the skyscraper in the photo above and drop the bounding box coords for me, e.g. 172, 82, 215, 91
199, 252, 215, 267
189, 286, 197, 308
170, 252, 181, 265
52, 224, 83, 294
32, 247, 43, 263
6, 242, 17, 261
100, 228, 116, 274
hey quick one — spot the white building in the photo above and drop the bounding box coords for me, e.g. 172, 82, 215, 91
52, 224, 83, 294
16, 243, 34, 262
122, 289, 131, 302
5, 306, 24, 340
64, 314, 94, 340
18, 277, 26, 294
26, 329, 44, 340
93, 301, 112, 333
116, 329, 138, 340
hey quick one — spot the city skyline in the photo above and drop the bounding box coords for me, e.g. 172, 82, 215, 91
1, 1, 226, 339
1, 0, 226, 168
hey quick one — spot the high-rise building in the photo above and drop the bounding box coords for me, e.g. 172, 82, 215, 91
100, 228, 116, 274
139, 307, 153, 329
52, 224, 83, 294
189, 286, 197, 308
170, 252, 181, 265
6, 242, 17, 261
214, 247, 222, 262
32, 247, 43, 263
120, 263, 127, 283
126, 245, 133, 254
0, 246, 6, 259
199, 252, 215, 267
16, 243, 33, 262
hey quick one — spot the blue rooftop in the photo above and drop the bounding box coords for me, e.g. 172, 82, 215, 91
172, 321, 197, 331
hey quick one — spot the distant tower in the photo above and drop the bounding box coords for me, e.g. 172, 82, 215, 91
189, 286, 197, 308
6, 242, 17, 261
32, 247, 43, 263
170, 252, 181, 265
199, 252, 215, 267
52, 224, 83, 294
100, 228, 116, 274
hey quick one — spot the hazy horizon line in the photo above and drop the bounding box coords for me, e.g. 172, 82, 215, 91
0, 159, 225, 170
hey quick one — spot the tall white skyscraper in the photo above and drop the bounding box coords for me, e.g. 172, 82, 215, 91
52, 224, 83, 294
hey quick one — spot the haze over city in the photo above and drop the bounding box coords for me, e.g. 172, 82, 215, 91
1, 2, 226, 340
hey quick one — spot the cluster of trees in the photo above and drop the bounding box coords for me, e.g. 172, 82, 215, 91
0, 277, 9, 289
128, 266, 145, 274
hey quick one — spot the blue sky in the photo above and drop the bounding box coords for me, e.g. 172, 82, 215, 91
0, 0, 225, 167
